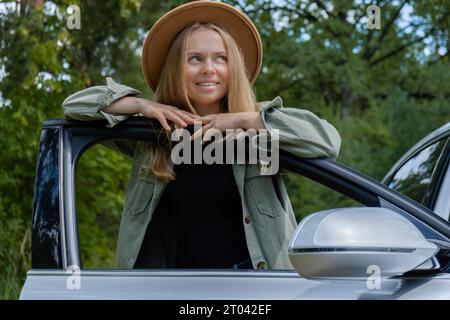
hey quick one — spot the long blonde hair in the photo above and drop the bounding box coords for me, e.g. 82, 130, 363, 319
143, 22, 257, 181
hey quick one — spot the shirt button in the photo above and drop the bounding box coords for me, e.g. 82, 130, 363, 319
257, 261, 266, 269
244, 216, 251, 224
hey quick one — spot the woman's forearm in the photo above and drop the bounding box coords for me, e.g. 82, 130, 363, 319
241, 112, 265, 130
102, 96, 144, 115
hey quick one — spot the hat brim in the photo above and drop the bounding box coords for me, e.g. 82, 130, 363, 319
141, 1, 262, 93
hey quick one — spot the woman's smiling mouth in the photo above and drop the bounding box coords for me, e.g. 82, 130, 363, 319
196, 82, 219, 87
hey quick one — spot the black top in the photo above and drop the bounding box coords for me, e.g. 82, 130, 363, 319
140, 126, 251, 269
159, 161, 250, 268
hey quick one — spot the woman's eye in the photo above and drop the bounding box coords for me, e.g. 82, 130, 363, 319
189, 56, 201, 62
188, 55, 227, 62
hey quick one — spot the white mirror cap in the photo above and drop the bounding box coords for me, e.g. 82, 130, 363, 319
289, 207, 438, 252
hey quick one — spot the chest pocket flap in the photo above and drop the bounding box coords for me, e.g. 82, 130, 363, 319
245, 164, 283, 218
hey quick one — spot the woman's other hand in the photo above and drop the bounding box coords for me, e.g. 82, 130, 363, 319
190, 112, 264, 142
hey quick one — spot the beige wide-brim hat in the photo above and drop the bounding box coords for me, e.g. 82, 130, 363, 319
141, 0, 263, 93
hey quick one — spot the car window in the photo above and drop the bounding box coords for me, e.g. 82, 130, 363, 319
284, 172, 361, 222
75, 139, 361, 270
387, 139, 446, 206
76, 139, 132, 269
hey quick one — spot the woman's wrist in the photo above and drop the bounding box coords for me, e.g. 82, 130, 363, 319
133, 97, 148, 114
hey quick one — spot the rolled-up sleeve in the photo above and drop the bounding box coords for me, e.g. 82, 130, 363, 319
259, 96, 341, 159
62, 77, 144, 128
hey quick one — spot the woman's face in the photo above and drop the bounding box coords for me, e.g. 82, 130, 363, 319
185, 28, 229, 115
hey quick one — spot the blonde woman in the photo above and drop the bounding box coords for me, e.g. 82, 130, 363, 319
62, 1, 341, 271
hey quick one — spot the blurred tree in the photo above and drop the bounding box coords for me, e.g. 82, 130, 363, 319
228, 0, 449, 177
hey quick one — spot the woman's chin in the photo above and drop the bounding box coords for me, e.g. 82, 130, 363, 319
190, 95, 224, 106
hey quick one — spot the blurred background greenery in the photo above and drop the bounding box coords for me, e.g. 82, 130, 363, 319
0, 0, 449, 299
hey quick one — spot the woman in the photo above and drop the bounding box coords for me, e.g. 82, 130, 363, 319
62, 1, 341, 271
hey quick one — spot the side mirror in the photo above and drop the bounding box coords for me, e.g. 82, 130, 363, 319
288, 207, 438, 279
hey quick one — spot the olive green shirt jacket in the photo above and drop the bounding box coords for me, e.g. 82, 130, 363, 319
62, 77, 341, 270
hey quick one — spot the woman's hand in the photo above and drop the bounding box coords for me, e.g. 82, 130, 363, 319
190, 112, 264, 142
138, 99, 200, 132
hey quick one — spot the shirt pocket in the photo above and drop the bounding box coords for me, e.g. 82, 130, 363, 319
244, 164, 283, 218
125, 173, 156, 215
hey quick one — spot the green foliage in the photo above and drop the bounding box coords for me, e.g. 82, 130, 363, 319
75, 143, 131, 269
1, 0, 449, 299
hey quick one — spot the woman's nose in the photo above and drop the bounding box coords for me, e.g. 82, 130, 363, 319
201, 59, 215, 75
